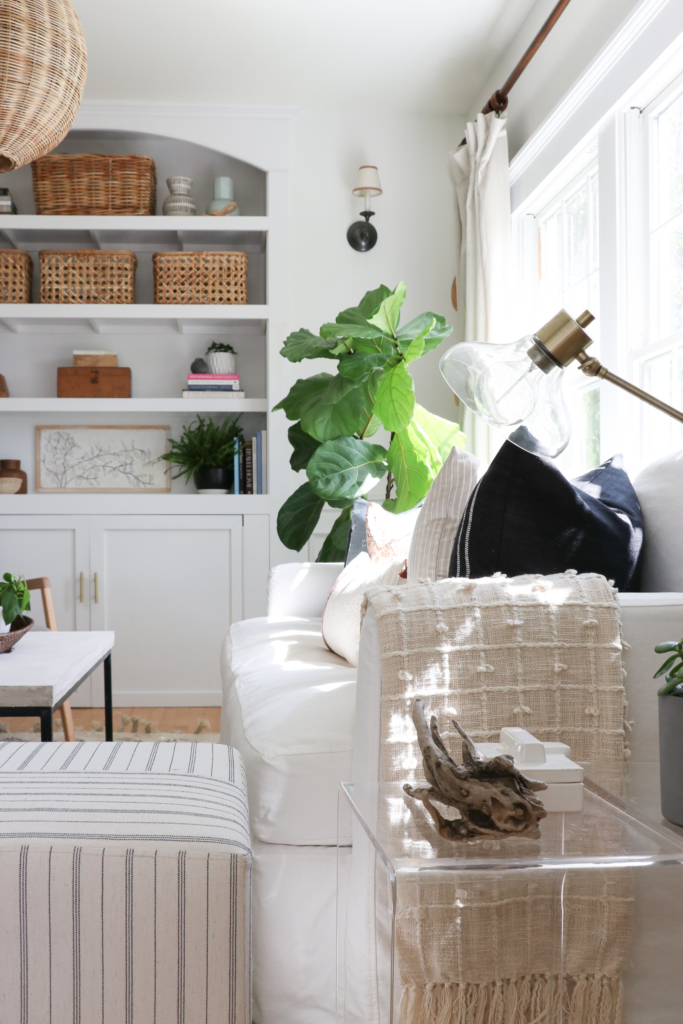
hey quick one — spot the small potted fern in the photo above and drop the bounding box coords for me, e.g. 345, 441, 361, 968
0, 573, 33, 653
160, 415, 243, 493
654, 637, 683, 825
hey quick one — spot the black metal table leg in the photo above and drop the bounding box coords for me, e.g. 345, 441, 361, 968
40, 707, 53, 741
104, 652, 113, 741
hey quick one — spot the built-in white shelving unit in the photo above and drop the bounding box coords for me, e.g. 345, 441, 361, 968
0, 304, 269, 334
0, 398, 268, 412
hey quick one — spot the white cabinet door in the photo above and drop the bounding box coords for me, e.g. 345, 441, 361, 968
0, 515, 92, 704
88, 515, 242, 707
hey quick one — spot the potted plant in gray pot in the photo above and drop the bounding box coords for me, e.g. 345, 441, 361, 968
160, 415, 243, 493
654, 637, 683, 824
0, 573, 33, 653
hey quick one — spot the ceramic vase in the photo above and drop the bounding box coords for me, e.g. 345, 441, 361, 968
207, 352, 236, 375
163, 176, 196, 216
206, 176, 240, 216
0, 459, 27, 494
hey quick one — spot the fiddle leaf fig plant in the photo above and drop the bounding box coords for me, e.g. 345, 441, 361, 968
0, 573, 31, 628
274, 282, 465, 560
654, 638, 683, 695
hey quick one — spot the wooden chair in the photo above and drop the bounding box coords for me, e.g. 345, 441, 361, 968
25, 577, 76, 741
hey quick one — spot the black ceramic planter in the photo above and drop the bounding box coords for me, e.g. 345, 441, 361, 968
658, 694, 683, 825
194, 465, 234, 494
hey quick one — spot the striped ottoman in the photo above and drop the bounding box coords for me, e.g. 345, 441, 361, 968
0, 741, 251, 1024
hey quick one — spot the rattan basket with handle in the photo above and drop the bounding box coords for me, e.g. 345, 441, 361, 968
0, 251, 33, 303
152, 251, 248, 305
39, 250, 137, 304
0, 1, 87, 172
32, 155, 156, 216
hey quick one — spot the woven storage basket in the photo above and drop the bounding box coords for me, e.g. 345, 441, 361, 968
32, 155, 156, 216
152, 251, 248, 305
0, 1, 87, 172
39, 251, 137, 304
0, 251, 32, 302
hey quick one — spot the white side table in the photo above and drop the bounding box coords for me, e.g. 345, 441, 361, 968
0, 631, 115, 740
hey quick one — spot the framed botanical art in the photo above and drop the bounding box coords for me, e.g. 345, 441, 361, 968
36, 426, 171, 493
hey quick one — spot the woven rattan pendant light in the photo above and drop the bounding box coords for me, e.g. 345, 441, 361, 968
0, 0, 87, 173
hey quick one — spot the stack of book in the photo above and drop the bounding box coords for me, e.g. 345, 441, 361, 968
234, 430, 267, 494
182, 373, 245, 399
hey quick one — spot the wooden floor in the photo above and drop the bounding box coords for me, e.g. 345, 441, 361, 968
0, 707, 222, 735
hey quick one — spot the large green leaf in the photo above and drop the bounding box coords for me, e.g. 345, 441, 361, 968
320, 321, 385, 342
356, 369, 385, 439
358, 284, 393, 320
369, 281, 406, 338
277, 482, 325, 551
353, 334, 396, 356
273, 373, 333, 420
388, 425, 434, 513
316, 505, 352, 563
397, 312, 453, 355
300, 375, 372, 442
307, 437, 388, 501
337, 352, 389, 380
412, 403, 465, 475
374, 360, 415, 432
401, 319, 435, 364
280, 329, 343, 362
288, 421, 321, 472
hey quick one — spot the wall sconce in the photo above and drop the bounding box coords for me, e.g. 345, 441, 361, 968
347, 165, 382, 251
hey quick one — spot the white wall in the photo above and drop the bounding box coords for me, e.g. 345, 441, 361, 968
288, 109, 464, 421
470, 0, 642, 159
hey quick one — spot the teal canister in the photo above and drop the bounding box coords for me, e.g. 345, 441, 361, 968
206, 176, 239, 216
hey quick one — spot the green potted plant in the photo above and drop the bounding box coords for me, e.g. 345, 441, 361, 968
0, 572, 33, 653
160, 415, 243, 493
654, 637, 683, 824
273, 281, 465, 560
206, 340, 237, 375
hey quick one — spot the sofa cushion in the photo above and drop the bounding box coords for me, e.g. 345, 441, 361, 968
634, 448, 683, 591
450, 440, 644, 591
345, 498, 420, 565
322, 553, 405, 666
222, 616, 356, 845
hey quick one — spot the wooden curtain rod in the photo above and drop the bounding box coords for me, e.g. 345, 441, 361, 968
481, 0, 573, 115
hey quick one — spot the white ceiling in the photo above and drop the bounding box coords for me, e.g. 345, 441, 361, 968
72, 0, 539, 114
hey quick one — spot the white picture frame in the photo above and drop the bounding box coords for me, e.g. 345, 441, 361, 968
36, 425, 171, 493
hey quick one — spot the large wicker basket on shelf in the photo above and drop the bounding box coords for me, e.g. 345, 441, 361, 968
0, 251, 33, 302
152, 251, 248, 305
32, 155, 156, 216
39, 251, 137, 304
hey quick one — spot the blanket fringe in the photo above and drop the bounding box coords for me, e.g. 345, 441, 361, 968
399, 975, 624, 1024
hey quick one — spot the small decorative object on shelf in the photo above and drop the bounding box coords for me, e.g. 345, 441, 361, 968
0, 460, 27, 494
163, 176, 196, 216
152, 251, 248, 305
0, 375, 8, 398
0, 250, 32, 302
403, 699, 547, 841
654, 636, 683, 826
36, 426, 170, 493
205, 176, 239, 216
72, 350, 117, 367
183, 369, 242, 399
159, 415, 243, 494
57, 366, 132, 398
191, 356, 209, 375
39, 250, 137, 304
0, 188, 17, 214
206, 340, 237, 375
0, 574, 33, 653
32, 154, 156, 216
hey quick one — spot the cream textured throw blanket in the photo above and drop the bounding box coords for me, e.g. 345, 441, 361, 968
363, 572, 631, 1024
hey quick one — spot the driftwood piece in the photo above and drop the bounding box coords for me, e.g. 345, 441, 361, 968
403, 700, 548, 841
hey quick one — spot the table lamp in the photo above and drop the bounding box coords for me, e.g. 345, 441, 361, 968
440, 308, 683, 458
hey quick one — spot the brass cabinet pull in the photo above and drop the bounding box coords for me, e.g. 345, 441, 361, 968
79, 572, 84, 603
94, 572, 98, 604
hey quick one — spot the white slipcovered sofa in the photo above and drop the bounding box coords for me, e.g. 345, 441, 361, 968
221, 556, 683, 1024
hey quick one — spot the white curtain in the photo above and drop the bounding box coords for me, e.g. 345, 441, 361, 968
449, 111, 511, 463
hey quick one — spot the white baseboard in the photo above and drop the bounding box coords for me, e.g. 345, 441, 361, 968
86, 691, 223, 708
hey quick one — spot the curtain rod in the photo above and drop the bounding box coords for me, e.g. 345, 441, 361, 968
481, 0, 573, 116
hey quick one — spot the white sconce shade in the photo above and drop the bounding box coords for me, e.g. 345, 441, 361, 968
352, 165, 382, 197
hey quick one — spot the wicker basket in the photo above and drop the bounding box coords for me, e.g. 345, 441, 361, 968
152, 251, 248, 305
39, 250, 137, 304
32, 154, 156, 216
0, 250, 33, 302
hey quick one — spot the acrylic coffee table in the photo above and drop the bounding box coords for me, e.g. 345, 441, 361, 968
0, 631, 115, 740
337, 765, 683, 1024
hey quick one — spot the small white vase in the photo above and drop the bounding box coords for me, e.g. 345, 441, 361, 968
207, 351, 236, 374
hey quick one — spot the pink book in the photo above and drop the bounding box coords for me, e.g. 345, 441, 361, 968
188, 373, 239, 380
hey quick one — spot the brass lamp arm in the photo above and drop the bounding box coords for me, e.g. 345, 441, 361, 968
576, 350, 683, 425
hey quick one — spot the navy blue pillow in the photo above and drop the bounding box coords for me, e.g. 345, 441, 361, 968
345, 498, 370, 564
449, 437, 644, 591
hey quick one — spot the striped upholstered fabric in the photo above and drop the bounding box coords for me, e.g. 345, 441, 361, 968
0, 742, 251, 1024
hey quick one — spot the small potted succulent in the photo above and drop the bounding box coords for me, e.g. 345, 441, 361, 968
0, 573, 33, 653
160, 414, 243, 493
206, 340, 237, 375
654, 637, 683, 824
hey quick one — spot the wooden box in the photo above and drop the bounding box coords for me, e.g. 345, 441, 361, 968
73, 351, 118, 367
57, 367, 131, 398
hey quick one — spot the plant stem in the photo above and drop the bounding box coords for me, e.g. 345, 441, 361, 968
385, 432, 395, 500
